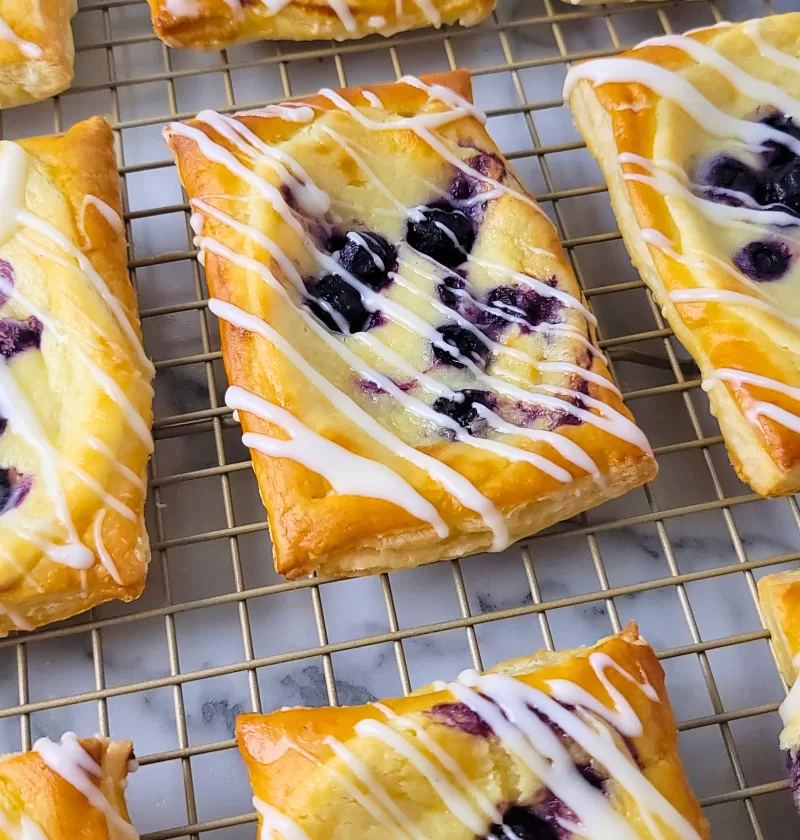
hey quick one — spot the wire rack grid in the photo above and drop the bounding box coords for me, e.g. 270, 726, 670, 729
1, 0, 799, 837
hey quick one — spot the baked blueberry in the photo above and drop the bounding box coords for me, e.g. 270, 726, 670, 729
432, 389, 496, 430
308, 274, 372, 334
406, 206, 476, 267
426, 702, 493, 737
437, 274, 466, 308
0, 316, 43, 359
487, 806, 558, 840
485, 285, 563, 331
733, 240, 794, 282
0, 260, 13, 308
760, 111, 800, 169
0, 468, 31, 516
767, 159, 800, 216
338, 232, 396, 290
696, 155, 761, 205
432, 325, 489, 368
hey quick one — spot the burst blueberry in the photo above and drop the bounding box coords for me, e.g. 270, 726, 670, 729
767, 159, 800, 216
432, 389, 496, 431
338, 232, 396, 290
486, 806, 558, 840
308, 274, 371, 334
437, 274, 466, 309
485, 285, 563, 331
426, 702, 493, 737
0, 468, 31, 516
406, 206, 476, 267
733, 240, 794, 282
0, 260, 13, 309
759, 110, 800, 169
432, 324, 489, 368
0, 316, 43, 359
696, 155, 761, 205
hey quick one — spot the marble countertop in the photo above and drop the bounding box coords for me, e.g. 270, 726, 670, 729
1, 0, 799, 837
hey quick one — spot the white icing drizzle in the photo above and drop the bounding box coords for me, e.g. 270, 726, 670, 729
563, 59, 800, 159
400, 76, 487, 125
34, 733, 138, 839
0, 17, 42, 58
451, 669, 702, 840
253, 796, 310, 840
78, 194, 124, 249
0, 810, 47, 840
86, 435, 146, 492
743, 19, 800, 74
640, 34, 800, 122
669, 286, 800, 330
163, 0, 199, 16
711, 368, 800, 435
354, 719, 486, 834
237, 104, 316, 123
0, 361, 93, 569
0, 599, 33, 631
361, 90, 384, 108
326, 0, 357, 31
93, 508, 124, 585
210, 297, 509, 549
227, 385, 448, 537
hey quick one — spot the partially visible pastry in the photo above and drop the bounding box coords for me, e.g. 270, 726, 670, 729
237, 624, 709, 839
565, 14, 800, 497
0, 0, 76, 108
758, 568, 800, 810
0, 116, 154, 635
147, 0, 496, 50
164, 71, 655, 580
0, 733, 138, 838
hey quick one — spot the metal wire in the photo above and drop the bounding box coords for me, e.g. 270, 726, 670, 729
1, 0, 796, 836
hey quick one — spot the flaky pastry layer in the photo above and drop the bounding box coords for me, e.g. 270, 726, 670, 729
0, 117, 154, 635
147, 0, 495, 50
237, 624, 708, 839
0, 0, 76, 108
165, 71, 656, 580
568, 14, 800, 496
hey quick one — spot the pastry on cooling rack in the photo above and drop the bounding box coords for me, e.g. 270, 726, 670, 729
758, 568, 800, 810
147, 0, 496, 50
236, 624, 709, 839
0, 733, 138, 837
0, 116, 154, 636
0, 0, 76, 108
164, 70, 656, 580
565, 14, 800, 497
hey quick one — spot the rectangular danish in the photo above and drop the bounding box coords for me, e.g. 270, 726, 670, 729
0, 0, 76, 108
0, 734, 138, 838
566, 14, 800, 497
758, 568, 800, 809
147, 0, 496, 51
165, 71, 656, 580
0, 116, 154, 635
236, 624, 709, 839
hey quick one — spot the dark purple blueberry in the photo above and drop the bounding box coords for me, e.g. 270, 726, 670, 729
0, 418, 6, 436
0, 316, 42, 359
451, 153, 506, 205
360, 378, 386, 397
733, 240, 794, 282
338, 232, 396, 290
0, 468, 31, 516
485, 285, 563, 332
487, 807, 558, 840
406, 207, 476, 267
787, 749, 800, 812
759, 110, 800, 169
432, 325, 489, 368
766, 159, 800, 216
551, 395, 586, 428
696, 155, 760, 200
0, 260, 13, 308
426, 702, 493, 737
437, 274, 466, 308
308, 274, 371, 334
578, 763, 607, 791
432, 389, 496, 431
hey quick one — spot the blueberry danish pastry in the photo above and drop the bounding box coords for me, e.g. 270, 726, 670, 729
147, 0, 495, 51
236, 624, 708, 839
566, 14, 800, 496
0, 734, 138, 838
165, 71, 656, 579
0, 117, 154, 634
758, 568, 800, 810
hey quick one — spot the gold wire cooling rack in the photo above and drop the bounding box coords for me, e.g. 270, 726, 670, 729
2, 0, 800, 837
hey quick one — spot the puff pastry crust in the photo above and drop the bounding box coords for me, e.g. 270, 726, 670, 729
0, 116, 154, 636
237, 624, 708, 839
0, 0, 76, 108
165, 71, 656, 580
0, 734, 137, 839
147, 0, 496, 51
566, 14, 800, 497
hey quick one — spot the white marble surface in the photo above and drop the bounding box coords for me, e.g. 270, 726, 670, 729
1, 0, 800, 837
